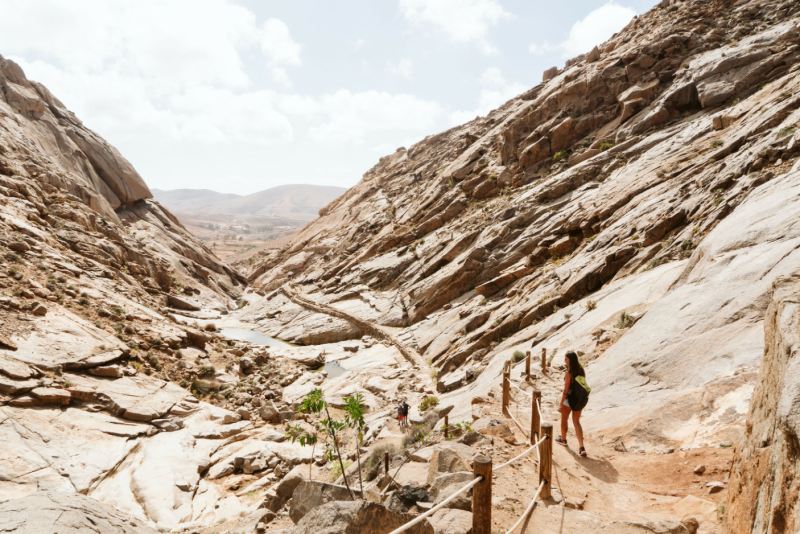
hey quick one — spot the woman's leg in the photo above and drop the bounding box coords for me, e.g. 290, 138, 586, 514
559, 403, 570, 441
571, 410, 584, 449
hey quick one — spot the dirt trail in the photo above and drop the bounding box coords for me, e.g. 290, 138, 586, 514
280, 285, 434, 388
483, 366, 729, 533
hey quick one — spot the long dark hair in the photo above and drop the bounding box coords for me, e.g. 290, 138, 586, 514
565, 351, 585, 377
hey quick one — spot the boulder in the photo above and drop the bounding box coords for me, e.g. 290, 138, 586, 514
428, 508, 472, 534
166, 294, 201, 311
429, 472, 473, 511
0, 334, 18, 351
385, 484, 430, 513
426, 445, 474, 484
289, 500, 433, 534
289, 480, 357, 523
264, 465, 307, 512
259, 401, 282, 424
472, 418, 515, 443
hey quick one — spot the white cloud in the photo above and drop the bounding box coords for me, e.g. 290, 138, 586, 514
529, 2, 636, 59
386, 58, 414, 79
399, 0, 510, 54
259, 17, 302, 85
309, 90, 444, 145
450, 67, 525, 124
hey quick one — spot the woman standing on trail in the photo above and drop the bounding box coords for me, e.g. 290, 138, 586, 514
556, 351, 591, 457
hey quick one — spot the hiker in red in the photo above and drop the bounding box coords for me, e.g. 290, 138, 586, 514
556, 351, 591, 457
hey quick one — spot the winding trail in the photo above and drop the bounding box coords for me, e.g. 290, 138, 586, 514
280, 285, 434, 390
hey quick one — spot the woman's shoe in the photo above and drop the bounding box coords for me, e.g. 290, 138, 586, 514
579, 447, 587, 457
555, 436, 568, 447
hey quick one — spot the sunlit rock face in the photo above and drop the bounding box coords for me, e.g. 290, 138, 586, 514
250, 0, 800, 452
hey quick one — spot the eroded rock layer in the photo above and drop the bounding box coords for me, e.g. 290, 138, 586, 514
250, 0, 800, 455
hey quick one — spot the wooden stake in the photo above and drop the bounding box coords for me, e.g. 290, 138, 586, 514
525, 350, 531, 380
541, 347, 547, 374
384, 451, 389, 476
539, 423, 553, 499
502, 361, 510, 417
531, 390, 541, 444
472, 455, 492, 534
444, 414, 449, 439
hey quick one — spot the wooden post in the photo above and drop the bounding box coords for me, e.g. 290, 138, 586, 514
472, 455, 492, 534
541, 347, 547, 374
531, 390, 541, 444
444, 414, 449, 439
384, 451, 389, 476
502, 362, 510, 417
525, 350, 531, 380
539, 423, 553, 499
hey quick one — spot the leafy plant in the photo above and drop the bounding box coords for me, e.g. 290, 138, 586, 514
343, 392, 367, 495
286, 422, 318, 480
419, 395, 439, 412
293, 389, 355, 499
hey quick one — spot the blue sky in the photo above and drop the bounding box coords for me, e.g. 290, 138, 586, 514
0, 0, 657, 194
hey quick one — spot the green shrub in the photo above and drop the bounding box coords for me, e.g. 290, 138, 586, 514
419, 395, 439, 412
552, 150, 568, 161
598, 140, 615, 151
512, 350, 526, 363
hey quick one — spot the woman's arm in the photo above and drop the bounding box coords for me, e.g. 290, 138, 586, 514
561, 371, 571, 401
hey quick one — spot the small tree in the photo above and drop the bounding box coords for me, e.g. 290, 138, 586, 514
289, 388, 355, 499
285, 422, 318, 480
344, 392, 367, 495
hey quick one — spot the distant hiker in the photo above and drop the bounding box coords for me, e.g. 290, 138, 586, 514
397, 400, 410, 430
556, 351, 591, 457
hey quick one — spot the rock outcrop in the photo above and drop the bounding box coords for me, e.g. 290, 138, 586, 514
726, 275, 800, 533
248, 0, 800, 458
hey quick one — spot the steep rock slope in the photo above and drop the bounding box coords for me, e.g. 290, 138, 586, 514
726, 275, 800, 534
0, 56, 298, 530
250, 0, 800, 453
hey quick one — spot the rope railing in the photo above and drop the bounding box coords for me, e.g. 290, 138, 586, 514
495, 435, 546, 473
389, 350, 556, 534
505, 480, 546, 534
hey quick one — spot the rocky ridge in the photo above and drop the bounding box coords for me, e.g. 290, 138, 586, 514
249, 0, 800, 448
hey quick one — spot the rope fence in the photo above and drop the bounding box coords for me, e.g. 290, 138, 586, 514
388, 349, 556, 533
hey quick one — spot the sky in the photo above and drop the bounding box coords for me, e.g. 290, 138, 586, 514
0, 0, 657, 194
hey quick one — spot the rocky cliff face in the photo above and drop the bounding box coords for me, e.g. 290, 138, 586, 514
726, 275, 800, 534
251, 0, 800, 452
0, 56, 289, 531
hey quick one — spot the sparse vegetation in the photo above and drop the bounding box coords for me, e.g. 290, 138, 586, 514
419, 395, 439, 412
711, 140, 724, 148
616, 311, 636, 329
586, 299, 597, 311
403, 425, 430, 447
777, 125, 797, 138
512, 350, 526, 362
552, 150, 568, 161
290, 389, 356, 498
598, 140, 615, 151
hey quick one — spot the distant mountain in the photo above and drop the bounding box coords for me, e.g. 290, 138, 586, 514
153, 184, 345, 221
